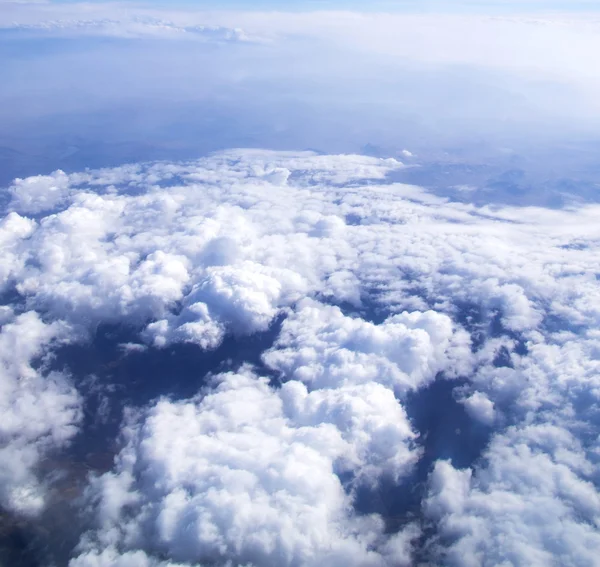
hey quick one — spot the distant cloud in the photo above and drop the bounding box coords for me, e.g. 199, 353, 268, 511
2, 18, 258, 42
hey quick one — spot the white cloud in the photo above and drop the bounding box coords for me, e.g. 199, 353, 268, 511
146, 261, 306, 349
2, 149, 600, 565
460, 391, 496, 426
4, 152, 405, 337
0, 211, 36, 288
9, 169, 71, 215
2, 18, 257, 42
263, 298, 472, 395
425, 424, 600, 566
72, 370, 419, 567
9, 148, 593, 352
5, 5, 600, 91
279, 378, 420, 483
0, 309, 81, 516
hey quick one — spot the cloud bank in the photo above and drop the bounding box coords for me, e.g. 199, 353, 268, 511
1, 150, 600, 565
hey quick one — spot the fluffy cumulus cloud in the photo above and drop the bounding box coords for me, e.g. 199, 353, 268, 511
0, 309, 81, 516
72, 370, 418, 567
7, 149, 587, 347
263, 298, 471, 394
2, 149, 600, 565
425, 424, 600, 567
3, 152, 403, 335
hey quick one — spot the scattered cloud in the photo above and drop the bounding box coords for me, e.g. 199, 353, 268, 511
2, 150, 600, 565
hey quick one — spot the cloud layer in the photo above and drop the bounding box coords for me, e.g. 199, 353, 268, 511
1, 150, 600, 565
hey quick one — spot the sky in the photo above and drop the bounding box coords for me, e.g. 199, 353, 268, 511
38, 0, 600, 11
2, 1, 600, 567
3, 0, 600, 184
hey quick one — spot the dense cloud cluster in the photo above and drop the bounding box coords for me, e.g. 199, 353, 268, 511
72, 370, 419, 567
263, 299, 470, 394
426, 425, 600, 567
2, 150, 600, 565
0, 308, 81, 517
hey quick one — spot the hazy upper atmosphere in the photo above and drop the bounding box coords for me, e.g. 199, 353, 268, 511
2, 1, 600, 566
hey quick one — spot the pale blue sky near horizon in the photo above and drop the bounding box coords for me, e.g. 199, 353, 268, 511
45, 0, 600, 13
3, 0, 600, 201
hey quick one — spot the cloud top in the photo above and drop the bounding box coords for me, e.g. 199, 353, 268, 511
1, 149, 600, 566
